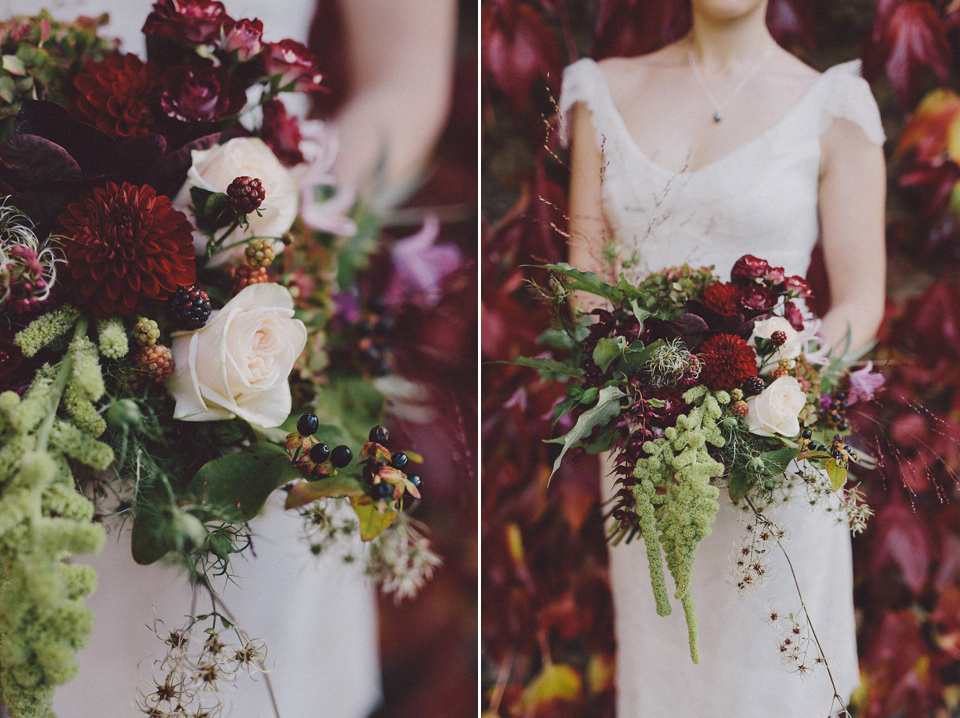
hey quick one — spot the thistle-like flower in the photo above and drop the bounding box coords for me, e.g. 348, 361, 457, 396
367, 513, 442, 603
0, 202, 62, 315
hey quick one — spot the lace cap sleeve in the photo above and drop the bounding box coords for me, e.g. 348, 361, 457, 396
558, 58, 606, 149
820, 60, 885, 145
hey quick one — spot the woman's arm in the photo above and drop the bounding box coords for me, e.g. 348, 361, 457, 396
567, 102, 614, 311
817, 117, 887, 355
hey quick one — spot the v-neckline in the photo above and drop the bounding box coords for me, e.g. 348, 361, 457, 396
587, 58, 830, 177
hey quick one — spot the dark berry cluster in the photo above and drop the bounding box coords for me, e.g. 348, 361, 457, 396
291, 412, 353, 474
742, 376, 765, 396
360, 425, 421, 502
825, 390, 850, 432
342, 297, 394, 377
167, 285, 212, 330
226, 175, 265, 214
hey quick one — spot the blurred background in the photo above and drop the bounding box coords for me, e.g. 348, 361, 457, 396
482, 1, 960, 717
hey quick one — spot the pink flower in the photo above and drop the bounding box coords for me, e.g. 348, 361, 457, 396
383, 216, 462, 308
143, 0, 231, 45
221, 18, 263, 61
765, 265, 786, 284
738, 284, 775, 311
265, 40, 324, 92
784, 274, 813, 299
296, 120, 357, 237
784, 300, 805, 331
848, 361, 886, 403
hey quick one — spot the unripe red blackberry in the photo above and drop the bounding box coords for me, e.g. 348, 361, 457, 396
226, 176, 265, 214
135, 344, 175, 383
770, 330, 787, 347
732, 400, 749, 417
134, 317, 160, 347
232, 265, 269, 294
772, 367, 789, 380
167, 285, 212, 330
244, 238, 276, 269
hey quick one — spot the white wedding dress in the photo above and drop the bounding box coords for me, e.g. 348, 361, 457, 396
0, 1, 381, 716
560, 57, 884, 717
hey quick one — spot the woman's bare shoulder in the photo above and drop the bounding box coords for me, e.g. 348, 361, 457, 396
595, 43, 687, 99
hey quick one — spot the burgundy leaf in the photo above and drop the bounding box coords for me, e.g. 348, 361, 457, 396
869, 500, 933, 596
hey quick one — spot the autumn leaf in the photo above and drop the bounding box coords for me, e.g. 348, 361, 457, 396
869, 501, 934, 596
511, 662, 582, 716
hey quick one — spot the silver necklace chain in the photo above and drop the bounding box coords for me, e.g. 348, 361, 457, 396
686, 40, 776, 123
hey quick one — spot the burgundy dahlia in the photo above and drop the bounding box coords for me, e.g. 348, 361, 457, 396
58, 182, 196, 316
731, 255, 771, 284
697, 333, 758, 390
701, 281, 741, 316
73, 54, 160, 138
159, 64, 244, 123
264, 40, 324, 92
142, 0, 232, 45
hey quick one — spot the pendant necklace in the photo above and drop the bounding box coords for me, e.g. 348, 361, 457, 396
687, 40, 776, 123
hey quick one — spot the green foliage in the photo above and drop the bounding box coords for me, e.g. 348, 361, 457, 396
311, 376, 386, 447
545, 385, 625, 481
628, 389, 727, 664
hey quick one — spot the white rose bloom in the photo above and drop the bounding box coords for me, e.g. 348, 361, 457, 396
166, 283, 307, 428
750, 316, 802, 368
174, 137, 298, 267
745, 376, 806, 438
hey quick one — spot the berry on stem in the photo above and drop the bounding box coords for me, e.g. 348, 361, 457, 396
309, 442, 330, 464
391, 451, 408, 470
226, 176, 265, 214
297, 413, 319, 436
330, 445, 352, 468
369, 425, 389, 444
167, 285, 212, 330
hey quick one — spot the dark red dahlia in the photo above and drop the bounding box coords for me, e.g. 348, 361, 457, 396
159, 64, 244, 123
731, 255, 771, 284
73, 54, 160, 138
701, 281, 741, 316
261, 98, 304, 167
221, 18, 264, 61
143, 0, 232, 45
784, 274, 813, 299
784, 300, 805, 331
697, 333, 758, 390
58, 182, 196, 316
264, 40, 324, 92
738, 284, 775, 311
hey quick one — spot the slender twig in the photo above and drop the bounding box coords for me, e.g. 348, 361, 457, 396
744, 496, 850, 718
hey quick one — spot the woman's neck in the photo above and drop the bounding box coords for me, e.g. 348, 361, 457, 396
688, 6, 773, 70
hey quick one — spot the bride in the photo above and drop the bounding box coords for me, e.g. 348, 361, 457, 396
562, 0, 885, 715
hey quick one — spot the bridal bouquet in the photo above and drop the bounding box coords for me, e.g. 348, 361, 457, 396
0, 5, 438, 717
518, 255, 882, 664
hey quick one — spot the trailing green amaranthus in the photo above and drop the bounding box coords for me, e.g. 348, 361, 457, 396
630, 387, 729, 663
0, 316, 109, 718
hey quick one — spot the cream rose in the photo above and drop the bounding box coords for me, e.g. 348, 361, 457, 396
745, 376, 806, 438
166, 283, 307, 427
174, 137, 298, 267
750, 315, 802, 367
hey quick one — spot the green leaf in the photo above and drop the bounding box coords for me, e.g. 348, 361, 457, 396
188, 442, 300, 522
619, 340, 662, 374
349, 495, 398, 541
728, 468, 752, 501
512, 662, 583, 712
131, 508, 174, 565
2, 54, 26, 75
592, 336, 627, 372
760, 447, 800, 476
545, 385, 625, 482
538, 263, 624, 304
536, 328, 578, 350
284, 474, 367, 509
578, 386, 599, 405
825, 459, 847, 491
506, 356, 584, 378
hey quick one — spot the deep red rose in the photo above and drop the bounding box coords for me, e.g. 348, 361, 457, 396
784, 300, 805, 331
261, 98, 304, 167
738, 284, 775, 311
731, 254, 771, 284
222, 18, 263, 61
142, 0, 231, 45
58, 182, 196, 316
784, 274, 813, 299
697, 333, 758, 390
701, 281, 741, 315
73, 54, 159, 138
159, 64, 244, 123
265, 40, 324, 92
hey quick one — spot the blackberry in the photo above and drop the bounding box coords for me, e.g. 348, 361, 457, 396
309, 442, 330, 464
770, 330, 787, 347
368, 425, 389, 444
167, 285, 212, 330
330, 445, 352, 468
390, 451, 408, 470
297, 413, 319, 436
743, 376, 765, 396
372, 481, 393, 500
226, 175, 265, 214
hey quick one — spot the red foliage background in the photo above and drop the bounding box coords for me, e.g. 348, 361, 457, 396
482, 1, 960, 717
